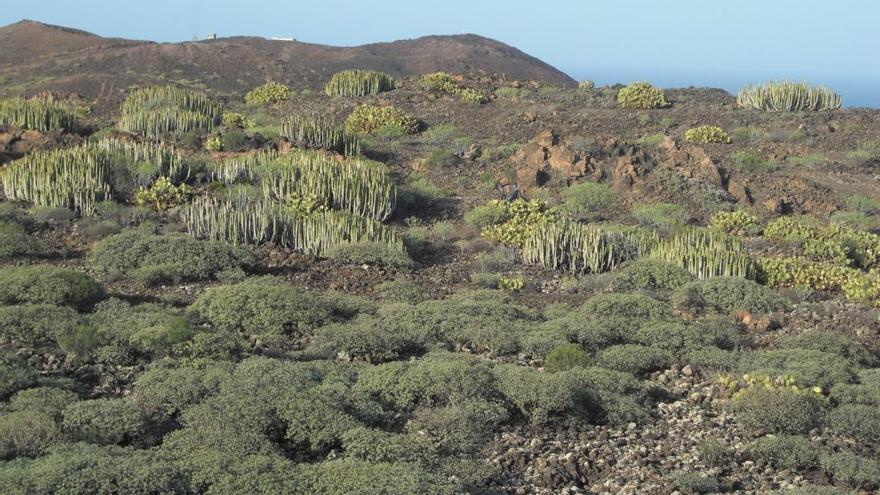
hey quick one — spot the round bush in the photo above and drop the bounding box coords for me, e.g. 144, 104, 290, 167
631, 203, 689, 230
0, 304, 80, 347
612, 260, 695, 292
544, 344, 592, 372
0, 411, 60, 459
89, 230, 260, 285
559, 182, 620, 220
0, 351, 38, 400
673, 277, 790, 314
731, 387, 824, 434
596, 344, 673, 375
62, 399, 144, 445
0, 266, 105, 310
746, 435, 821, 469
324, 242, 413, 268
8, 387, 79, 420
0, 221, 42, 260
819, 451, 880, 489
580, 292, 674, 321
189, 279, 348, 338
827, 403, 880, 440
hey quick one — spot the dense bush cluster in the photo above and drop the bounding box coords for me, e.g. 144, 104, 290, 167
0, 96, 78, 132
244, 81, 293, 104
89, 230, 260, 285
325, 69, 395, 97
118, 85, 222, 138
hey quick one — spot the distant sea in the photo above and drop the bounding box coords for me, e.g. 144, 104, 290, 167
564, 67, 879, 109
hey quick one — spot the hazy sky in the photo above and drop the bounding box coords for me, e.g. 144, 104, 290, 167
3, 0, 879, 105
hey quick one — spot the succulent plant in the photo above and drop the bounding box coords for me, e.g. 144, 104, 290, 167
0, 97, 78, 132
324, 70, 395, 97
118, 85, 222, 138
737, 81, 841, 112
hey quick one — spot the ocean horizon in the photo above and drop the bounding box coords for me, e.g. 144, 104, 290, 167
564, 67, 879, 109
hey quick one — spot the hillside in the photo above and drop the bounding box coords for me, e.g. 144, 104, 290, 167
1, 19, 879, 495
0, 20, 575, 100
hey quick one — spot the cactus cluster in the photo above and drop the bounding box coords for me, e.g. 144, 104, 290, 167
650, 228, 756, 279
324, 70, 396, 97
211, 149, 396, 221
0, 139, 185, 215
0, 97, 78, 132
617, 82, 668, 109
522, 220, 635, 274
118, 85, 222, 138
281, 114, 360, 155
737, 81, 841, 112
345, 105, 419, 134
182, 197, 403, 256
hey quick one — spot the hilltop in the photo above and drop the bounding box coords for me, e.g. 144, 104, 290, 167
0, 20, 575, 100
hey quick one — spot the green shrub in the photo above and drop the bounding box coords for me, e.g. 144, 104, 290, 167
777, 485, 851, 495
312, 316, 422, 363
424, 149, 460, 169
746, 435, 821, 469
777, 331, 875, 366
130, 363, 231, 422
355, 353, 498, 411
0, 266, 105, 310
544, 344, 592, 372
8, 387, 79, 421
296, 458, 459, 495
345, 105, 418, 134
325, 69, 395, 97
819, 451, 880, 489
325, 241, 414, 268
632, 321, 727, 357
407, 399, 508, 453
684, 125, 730, 144
731, 386, 824, 434
631, 202, 689, 230
612, 260, 695, 291
0, 304, 80, 347
245, 81, 292, 104
673, 277, 790, 314
522, 324, 571, 359
62, 399, 144, 445
580, 292, 674, 321
596, 344, 673, 375
696, 438, 728, 467
666, 471, 720, 494
464, 202, 510, 230
737, 81, 841, 111
827, 404, 880, 440
189, 279, 355, 338
559, 181, 620, 220
617, 82, 668, 109
830, 369, 880, 406
374, 279, 428, 305
0, 351, 38, 400
341, 428, 437, 464
0, 221, 43, 260
0, 411, 60, 459
578, 80, 595, 91
90, 230, 260, 285
743, 349, 855, 389
493, 364, 600, 424
729, 150, 778, 173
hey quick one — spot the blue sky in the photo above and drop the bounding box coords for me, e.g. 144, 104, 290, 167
3, 0, 879, 106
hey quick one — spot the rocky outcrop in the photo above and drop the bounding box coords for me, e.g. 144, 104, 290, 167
512, 130, 591, 189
